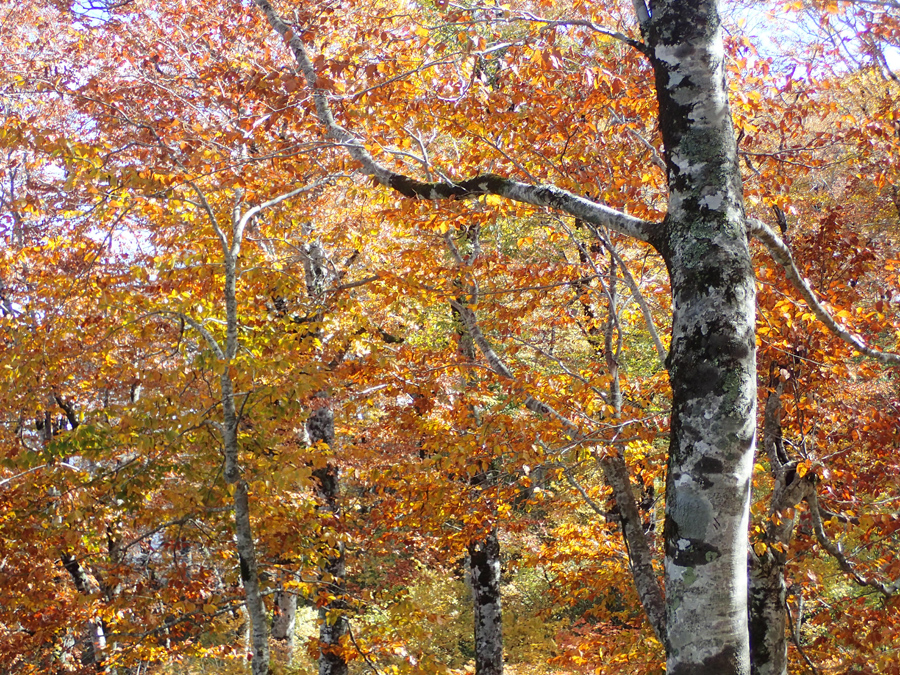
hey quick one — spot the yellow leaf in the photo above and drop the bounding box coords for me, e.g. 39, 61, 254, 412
753, 542, 768, 556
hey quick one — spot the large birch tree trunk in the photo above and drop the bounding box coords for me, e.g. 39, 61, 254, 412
646, 1, 757, 672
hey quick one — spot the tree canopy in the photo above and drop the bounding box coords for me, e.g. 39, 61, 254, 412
1, 0, 899, 674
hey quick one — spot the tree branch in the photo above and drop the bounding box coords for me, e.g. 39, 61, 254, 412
251, 0, 658, 244
808, 489, 900, 597
747, 218, 900, 367
231, 178, 338, 260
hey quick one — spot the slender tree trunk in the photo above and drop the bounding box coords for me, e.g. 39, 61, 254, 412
451, 228, 505, 675
220, 205, 270, 675
309, 405, 349, 675
749, 376, 812, 675
749, 379, 789, 675
748, 555, 788, 675
647, 1, 757, 672
297, 231, 351, 675
468, 530, 503, 675
574, 241, 667, 642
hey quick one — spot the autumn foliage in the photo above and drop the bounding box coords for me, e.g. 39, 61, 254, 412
1, 0, 899, 673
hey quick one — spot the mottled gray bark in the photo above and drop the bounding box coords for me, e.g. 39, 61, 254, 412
646, 1, 757, 672
469, 531, 503, 675
748, 554, 788, 675
183, 186, 326, 675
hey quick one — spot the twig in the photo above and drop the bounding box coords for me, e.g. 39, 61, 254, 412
809, 490, 899, 596
347, 624, 383, 675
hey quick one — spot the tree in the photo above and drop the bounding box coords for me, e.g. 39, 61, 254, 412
249, 0, 900, 672
2, 0, 899, 673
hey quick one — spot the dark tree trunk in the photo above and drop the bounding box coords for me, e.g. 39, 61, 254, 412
749, 554, 788, 675
468, 529, 503, 675
749, 376, 813, 675
309, 405, 349, 675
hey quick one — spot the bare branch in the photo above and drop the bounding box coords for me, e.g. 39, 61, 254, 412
785, 592, 820, 675
232, 178, 337, 260
153, 310, 225, 359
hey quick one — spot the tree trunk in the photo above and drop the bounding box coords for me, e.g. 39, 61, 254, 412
748, 553, 788, 675
451, 230, 505, 675
468, 529, 503, 675
647, 1, 757, 673
308, 405, 349, 675
271, 582, 298, 660
749, 376, 812, 675
61, 554, 107, 670
221, 242, 270, 675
